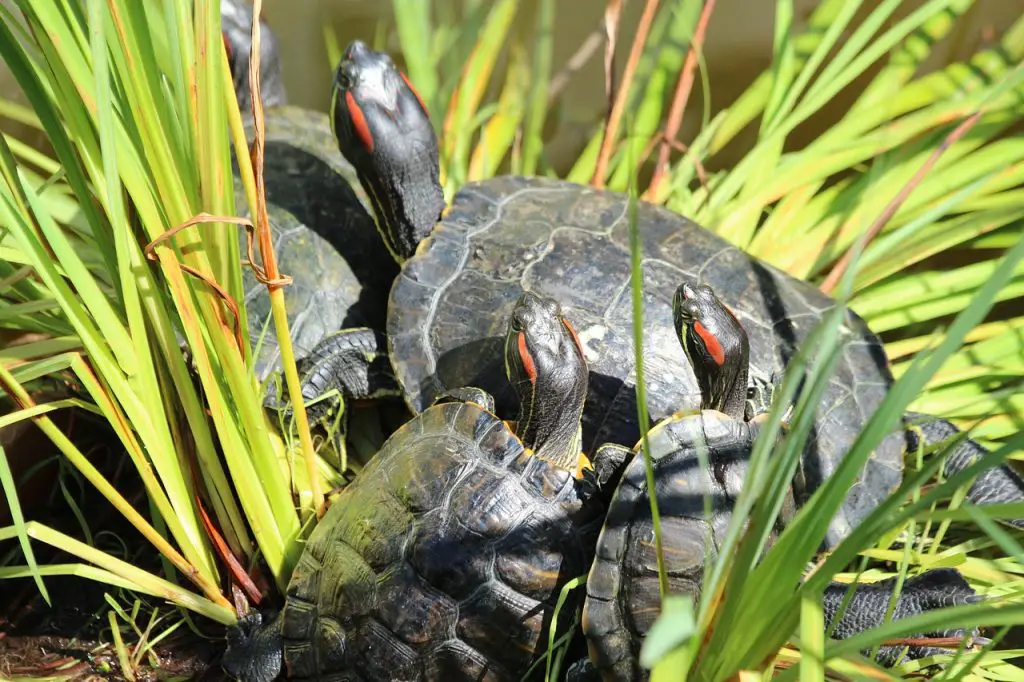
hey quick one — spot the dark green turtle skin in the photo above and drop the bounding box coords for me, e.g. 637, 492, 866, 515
580, 282, 1016, 681
223, 292, 607, 681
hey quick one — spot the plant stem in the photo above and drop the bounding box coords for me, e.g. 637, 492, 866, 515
245, 0, 323, 514
592, 0, 661, 188
645, 0, 716, 201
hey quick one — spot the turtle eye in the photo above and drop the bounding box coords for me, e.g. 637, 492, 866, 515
337, 66, 353, 90
677, 299, 698, 321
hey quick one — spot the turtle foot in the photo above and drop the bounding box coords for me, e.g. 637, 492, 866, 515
587, 443, 634, 501
223, 610, 283, 682
267, 328, 399, 415
565, 656, 601, 682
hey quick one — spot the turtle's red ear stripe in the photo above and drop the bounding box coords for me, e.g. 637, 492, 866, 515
344, 90, 375, 153
401, 72, 428, 116
562, 320, 585, 361
693, 321, 725, 366
517, 331, 537, 384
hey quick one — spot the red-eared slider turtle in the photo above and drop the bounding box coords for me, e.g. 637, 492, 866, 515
221, 6, 401, 451
307, 39, 1023, 550
580, 281, 1018, 681
223, 292, 607, 681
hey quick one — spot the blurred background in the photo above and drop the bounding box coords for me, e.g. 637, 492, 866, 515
0, 0, 1018, 173
258, 0, 1022, 170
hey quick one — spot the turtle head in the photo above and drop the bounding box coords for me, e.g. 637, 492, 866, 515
673, 282, 749, 420
331, 41, 445, 263
504, 292, 589, 472
221, 0, 287, 111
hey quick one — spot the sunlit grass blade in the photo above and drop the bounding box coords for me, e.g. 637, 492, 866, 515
0, 443, 48, 603
517, 0, 554, 177
854, 259, 1024, 334
0, 521, 233, 625
0, 175, 218, 583
709, 234, 1024, 675
392, 0, 438, 114
798, 588, 825, 682
467, 39, 529, 181
439, 0, 518, 191
0, 0, 313, 603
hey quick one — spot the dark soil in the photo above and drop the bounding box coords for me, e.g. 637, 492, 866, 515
0, 634, 215, 681
0, 407, 226, 681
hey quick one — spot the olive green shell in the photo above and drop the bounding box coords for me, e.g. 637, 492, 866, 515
237, 106, 398, 379
280, 400, 600, 680
388, 175, 902, 548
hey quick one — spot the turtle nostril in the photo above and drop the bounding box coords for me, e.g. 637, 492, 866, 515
346, 40, 369, 60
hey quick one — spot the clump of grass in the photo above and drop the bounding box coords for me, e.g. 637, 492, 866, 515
0, 0, 1020, 679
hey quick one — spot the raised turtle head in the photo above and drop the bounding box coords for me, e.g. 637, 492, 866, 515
221, 0, 287, 111
331, 41, 445, 263
504, 292, 589, 472
673, 282, 749, 419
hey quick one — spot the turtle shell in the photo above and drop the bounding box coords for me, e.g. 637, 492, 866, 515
280, 399, 601, 681
582, 412, 767, 681
388, 175, 902, 546
237, 106, 399, 379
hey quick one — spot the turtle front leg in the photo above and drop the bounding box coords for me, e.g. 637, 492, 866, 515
585, 443, 635, 501
222, 610, 283, 682
265, 328, 397, 465
822, 567, 983, 666
293, 327, 400, 402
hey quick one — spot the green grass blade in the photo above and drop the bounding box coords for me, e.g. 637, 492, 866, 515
0, 443, 49, 603
439, 0, 518, 190
518, 0, 554, 176
392, 0, 438, 114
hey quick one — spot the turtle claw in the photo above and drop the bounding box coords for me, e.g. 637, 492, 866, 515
590, 443, 634, 496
